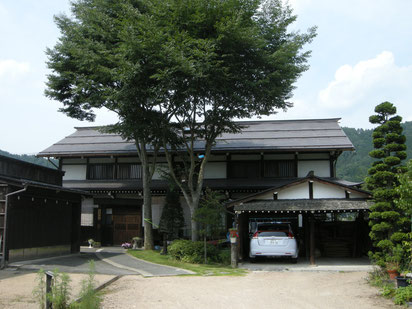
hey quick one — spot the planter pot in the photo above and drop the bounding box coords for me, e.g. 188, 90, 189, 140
387, 269, 400, 280
396, 276, 411, 288
230, 237, 237, 244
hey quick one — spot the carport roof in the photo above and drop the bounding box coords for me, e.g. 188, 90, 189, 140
233, 199, 372, 212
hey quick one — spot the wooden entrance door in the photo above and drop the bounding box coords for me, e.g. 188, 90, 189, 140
113, 214, 141, 245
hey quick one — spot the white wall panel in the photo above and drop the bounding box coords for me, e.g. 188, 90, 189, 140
278, 182, 309, 199
152, 164, 169, 180
204, 162, 226, 179
81, 198, 96, 226
298, 160, 330, 177
62, 165, 87, 180
313, 182, 345, 198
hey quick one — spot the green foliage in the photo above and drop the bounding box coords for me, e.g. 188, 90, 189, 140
33, 269, 47, 309
381, 283, 396, 299
47, 269, 72, 309
195, 188, 226, 240
194, 188, 226, 263
168, 239, 220, 264
394, 285, 412, 306
73, 261, 102, 309
366, 102, 409, 267
159, 186, 185, 240
32, 261, 101, 309
336, 121, 412, 182
367, 268, 389, 287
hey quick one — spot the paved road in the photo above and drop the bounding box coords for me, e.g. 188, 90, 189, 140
7, 247, 193, 277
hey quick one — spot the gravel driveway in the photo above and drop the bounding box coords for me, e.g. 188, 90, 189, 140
101, 271, 395, 309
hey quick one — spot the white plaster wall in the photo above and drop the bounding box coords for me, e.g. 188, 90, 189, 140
259, 191, 277, 200
151, 196, 166, 228
278, 182, 309, 199
62, 165, 87, 180
204, 162, 226, 179
81, 198, 96, 226
313, 182, 345, 199
152, 163, 169, 180
298, 160, 330, 177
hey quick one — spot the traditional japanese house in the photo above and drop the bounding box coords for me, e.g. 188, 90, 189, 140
38, 118, 372, 261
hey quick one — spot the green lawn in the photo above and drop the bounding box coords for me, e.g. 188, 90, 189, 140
127, 249, 247, 276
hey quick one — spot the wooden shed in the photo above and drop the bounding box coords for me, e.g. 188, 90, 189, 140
0, 155, 88, 266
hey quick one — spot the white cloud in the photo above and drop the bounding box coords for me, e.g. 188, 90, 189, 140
0, 59, 30, 78
318, 51, 405, 109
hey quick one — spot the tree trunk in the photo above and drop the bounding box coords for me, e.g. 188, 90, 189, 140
191, 216, 198, 241
143, 162, 154, 250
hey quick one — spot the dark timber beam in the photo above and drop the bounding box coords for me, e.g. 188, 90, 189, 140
310, 216, 315, 265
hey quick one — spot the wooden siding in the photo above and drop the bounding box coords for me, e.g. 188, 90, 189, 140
0, 155, 63, 186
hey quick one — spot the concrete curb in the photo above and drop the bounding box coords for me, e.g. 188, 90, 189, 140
73, 275, 122, 304
126, 252, 196, 275
95, 249, 152, 277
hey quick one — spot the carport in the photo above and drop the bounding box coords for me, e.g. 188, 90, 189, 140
233, 199, 372, 265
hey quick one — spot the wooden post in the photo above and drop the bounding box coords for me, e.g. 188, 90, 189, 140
45, 271, 54, 309
310, 217, 315, 266
231, 242, 238, 268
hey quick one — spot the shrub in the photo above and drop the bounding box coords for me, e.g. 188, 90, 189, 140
218, 249, 231, 265
394, 285, 412, 305
168, 239, 219, 264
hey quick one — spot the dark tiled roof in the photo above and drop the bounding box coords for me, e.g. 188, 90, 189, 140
62, 178, 299, 192
234, 199, 372, 211
38, 118, 354, 157
0, 175, 90, 196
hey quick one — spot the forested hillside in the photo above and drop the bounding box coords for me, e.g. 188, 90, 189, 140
336, 121, 412, 182
0, 149, 57, 169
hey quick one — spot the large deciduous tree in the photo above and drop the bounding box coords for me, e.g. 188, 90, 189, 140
366, 102, 408, 266
157, 0, 316, 240
46, 0, 316, 243
45, 0, 177, 249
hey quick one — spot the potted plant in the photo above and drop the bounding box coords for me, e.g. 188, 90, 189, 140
132, 237, 143, 249
386, 260, 400, 280
229, 228, 238, 244
88, 239, 95, 248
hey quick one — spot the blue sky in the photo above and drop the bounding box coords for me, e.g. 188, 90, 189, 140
0, 0, 411, 154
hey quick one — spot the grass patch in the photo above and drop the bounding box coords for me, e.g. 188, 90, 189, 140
127, 249, 247, 276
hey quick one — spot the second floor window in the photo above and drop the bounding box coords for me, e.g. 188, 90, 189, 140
264, 160, 296, 177
117, 164, 142, 179
88, 164, 114, 180
87, 163, 142, 180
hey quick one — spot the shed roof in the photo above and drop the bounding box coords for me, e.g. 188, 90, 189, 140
38, 118, 354, 157
233, 199, 372, 212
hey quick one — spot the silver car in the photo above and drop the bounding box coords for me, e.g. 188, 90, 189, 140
249, 223, 298, 263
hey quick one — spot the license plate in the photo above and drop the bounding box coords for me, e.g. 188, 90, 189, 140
268, 239, 278, 245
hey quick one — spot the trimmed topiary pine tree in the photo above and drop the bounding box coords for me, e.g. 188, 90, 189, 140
366, 101, 408, 267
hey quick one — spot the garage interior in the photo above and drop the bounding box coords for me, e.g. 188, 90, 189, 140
234, 200, 372, 264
